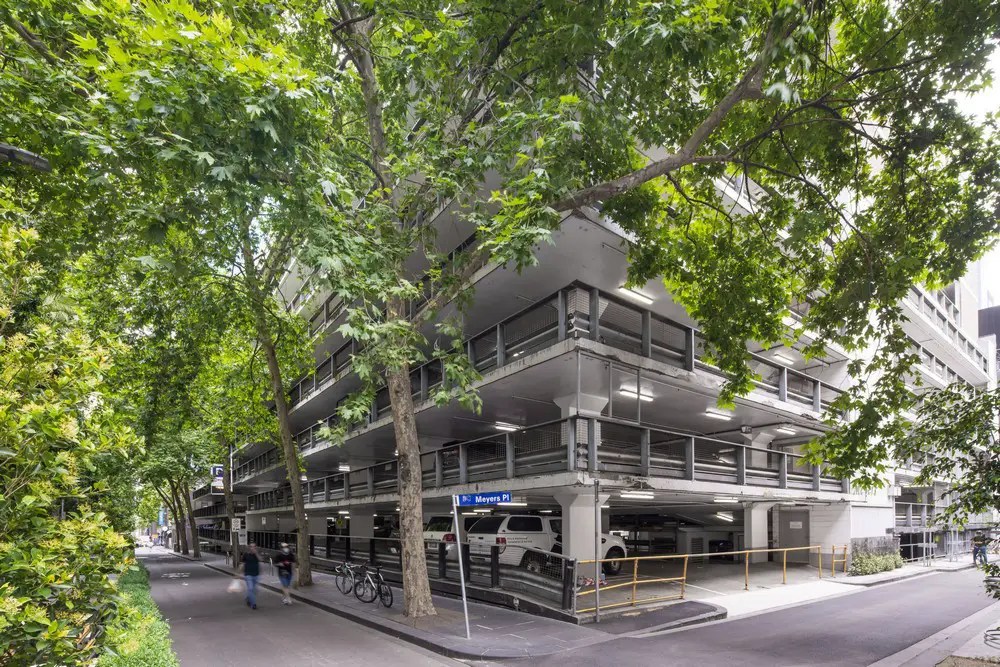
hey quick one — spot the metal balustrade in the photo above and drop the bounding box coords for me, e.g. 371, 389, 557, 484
278, 283, 844, 441
247, 417, 848, 511
193, 502, 246, 518
907, 287, 989, 374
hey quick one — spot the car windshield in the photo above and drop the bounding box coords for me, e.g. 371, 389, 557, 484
424, 517, 453, 532
467, 517, 506, 534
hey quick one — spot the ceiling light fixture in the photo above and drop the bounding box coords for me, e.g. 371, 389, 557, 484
619, 388, 654, 403
772, 352, 795, 365
617, 286, 654, 305
601, 505, 611, 509
473, 508, 492, 514
338, 510, 349, 515
776, 426, 797, 436
494, 422, 519, 432
716, 511, 735, 522
497, 501, 528, 507
620, 492, 655, 500
338, 464, 350, 472
705, 409, 733, 421
713, 496, 738, 503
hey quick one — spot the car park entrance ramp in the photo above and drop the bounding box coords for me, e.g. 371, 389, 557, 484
576, 545, 824, 617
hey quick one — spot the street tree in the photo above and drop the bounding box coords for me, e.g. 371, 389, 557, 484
301, 0, 999, 616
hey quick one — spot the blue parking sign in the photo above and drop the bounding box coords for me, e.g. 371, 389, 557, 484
456, 491, 512, 506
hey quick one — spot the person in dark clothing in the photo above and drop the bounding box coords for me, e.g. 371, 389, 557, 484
974, 532, 988, 566
241, 543, 261, 609
276, 543, 296, 605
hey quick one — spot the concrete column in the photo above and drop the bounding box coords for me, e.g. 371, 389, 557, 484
554, 393, 609, 469
307, 514, 327, 536
741, 431, 774, 470
554, 490, 610, 562
809, 504, 852, 567
744, 503, 774, 563
349, 511, 375, 539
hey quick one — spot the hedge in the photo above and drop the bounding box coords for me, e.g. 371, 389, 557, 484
99, 563, 178, 667
850, 552, 904, 576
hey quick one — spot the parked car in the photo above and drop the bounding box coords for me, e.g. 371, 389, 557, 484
388, 515, 462, 561
467, 514, 627, 575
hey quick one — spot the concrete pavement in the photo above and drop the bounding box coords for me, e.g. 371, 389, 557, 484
491, 568, 995, 667
140, 550, 463, 667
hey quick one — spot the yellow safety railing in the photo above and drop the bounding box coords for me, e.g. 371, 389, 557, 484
576, 545, 823, 615
831, 544, 848, 577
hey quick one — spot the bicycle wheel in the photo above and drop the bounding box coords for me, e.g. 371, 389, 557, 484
354, 576, 377, 603
378, 582, 393, 608
335, 570, 353, 595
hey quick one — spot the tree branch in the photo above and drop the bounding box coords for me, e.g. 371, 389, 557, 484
3, 16, 58, 66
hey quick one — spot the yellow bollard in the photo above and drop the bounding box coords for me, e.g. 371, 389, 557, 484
783, 549, 787, 584
681, 555, 689, 599
818, 547, 823, 579
744, 550, 750, 591
831, 545, 836, 577
631, 559, 639, 607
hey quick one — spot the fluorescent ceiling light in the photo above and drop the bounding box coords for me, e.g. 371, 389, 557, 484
601, 505, 611, 509
497, 502, 528, 507
338, 510, 349, 515
394, 507, 400, 511
372, 514, 378, 517
494, 422, 519, 432
776, 426, 797, 436
620, 492, 655, 499
772, 352, 796, 365
705, 409, 733, 421
716, 511, 735, 522
299, 474, 308, 481
473, 508, 492, 514
338, 464, 350, 472
619, 388, 654, 402
617, 286, 654, 305
714, 497, 738, 503
512, 351, 523, 357
540, 510, 553, 514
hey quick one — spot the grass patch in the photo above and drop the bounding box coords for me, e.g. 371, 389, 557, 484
99, 562, 178, 667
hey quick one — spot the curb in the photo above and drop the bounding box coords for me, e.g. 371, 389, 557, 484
618, 605, 728, 637
837, 564, 975, 587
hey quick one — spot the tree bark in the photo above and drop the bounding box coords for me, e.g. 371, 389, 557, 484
222, 442, 241, 570
154, 486, 182, 553
168, 480, 189, 555
239, 232, 312, 586
387, 303, 436, 617
181, 480, 201, 559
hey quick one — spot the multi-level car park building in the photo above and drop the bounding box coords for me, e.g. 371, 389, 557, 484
193, 180, 996, 614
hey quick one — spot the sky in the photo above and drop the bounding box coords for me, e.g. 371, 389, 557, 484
962, 52, 1000, 306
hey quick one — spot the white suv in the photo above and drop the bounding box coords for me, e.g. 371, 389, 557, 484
467, 514, 627, 575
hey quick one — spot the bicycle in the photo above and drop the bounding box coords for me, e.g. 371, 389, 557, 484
353, 562, 393, 608
334, 561, 363, 596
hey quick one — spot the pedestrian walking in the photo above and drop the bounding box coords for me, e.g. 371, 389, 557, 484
973, 532, 988, 566
241, 542, 261, 609
276, 542, 296, 605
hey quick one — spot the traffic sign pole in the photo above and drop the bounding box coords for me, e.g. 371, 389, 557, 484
452, 494, 471, 639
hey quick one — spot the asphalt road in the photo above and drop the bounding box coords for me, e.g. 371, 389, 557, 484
141, 551, 460, 667
500, 568, 994, 667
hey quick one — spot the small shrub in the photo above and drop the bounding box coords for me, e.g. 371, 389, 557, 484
99, 563, 178, 667
849, 552, 904, 576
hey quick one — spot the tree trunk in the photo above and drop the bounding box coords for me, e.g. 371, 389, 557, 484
182, 480, 201, 560
168, 480, 189, 555
239, 233, 312, 586
154, 486, 182, 553
387, 356, 437, 617
222, 443, 241, 571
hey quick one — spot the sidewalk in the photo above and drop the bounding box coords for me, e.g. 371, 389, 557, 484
170, 548, 611, 660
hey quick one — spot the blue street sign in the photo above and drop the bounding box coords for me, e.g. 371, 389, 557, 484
456, 491, 512, 507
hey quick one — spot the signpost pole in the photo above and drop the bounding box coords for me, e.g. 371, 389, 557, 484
452, 494, 471, 640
